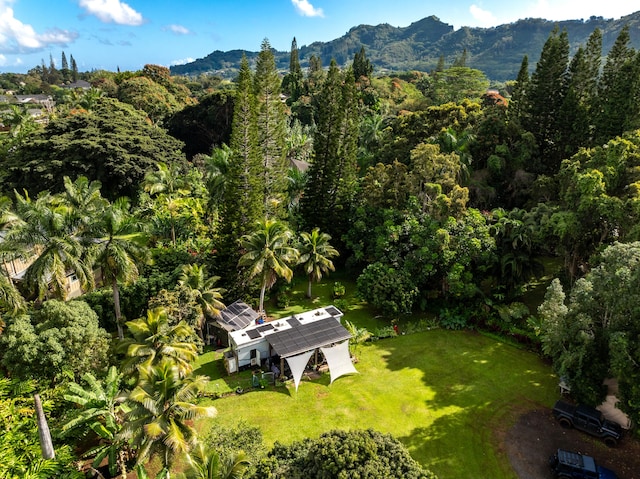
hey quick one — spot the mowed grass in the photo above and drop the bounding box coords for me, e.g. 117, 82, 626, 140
193, 271, 558, 478
196, 329, 558, 479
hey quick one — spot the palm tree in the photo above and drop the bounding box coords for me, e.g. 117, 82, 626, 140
185, 443, 250, 479
143, 162, 190, 245
61, 176, 108, 223
89, 197, 149, 339
202, 144, 233, 211
143, 162, 190, 197
119, 307, 199, 378
238, 219, 299, 317
0, 272, 26, 334
286, 167, 307, 212
6, 190, 94, 300
177, 264, 225, 339
120, 359, 217, 479
298, 228, 339, 299
61, 366, 130, 479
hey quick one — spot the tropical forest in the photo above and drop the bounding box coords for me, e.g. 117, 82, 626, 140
1, 18, 640, 479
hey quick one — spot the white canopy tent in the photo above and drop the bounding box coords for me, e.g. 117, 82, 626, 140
285, 350, 315, 392
321, 340, 359, 384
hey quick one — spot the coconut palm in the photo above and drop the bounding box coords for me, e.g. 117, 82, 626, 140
298, 228, 339, 299
61, 366, 130, 479
120, 358, 217, 479
238, 219, 299, 317
177, 264, 225, 338
6, 190, 94, 300
89, 197, 149, 339
119, 307, 199, 378
185, 443, 250, 479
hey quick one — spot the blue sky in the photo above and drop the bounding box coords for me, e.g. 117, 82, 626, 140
0, 0, 638, 73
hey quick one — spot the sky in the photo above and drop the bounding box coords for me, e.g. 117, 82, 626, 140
0, 0, 638, 73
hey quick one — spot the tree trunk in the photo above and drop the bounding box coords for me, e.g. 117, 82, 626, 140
34, 393, 55, 459
307, 275, 313, 299
259, 283, 267, 318
113, 278, 124, 340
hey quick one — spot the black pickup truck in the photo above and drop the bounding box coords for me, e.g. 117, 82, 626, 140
552, 400, 623, 446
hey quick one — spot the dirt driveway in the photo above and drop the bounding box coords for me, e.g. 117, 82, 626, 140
504, 407, 639, 479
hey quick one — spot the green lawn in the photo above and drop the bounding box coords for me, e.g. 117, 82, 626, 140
192, 271, 558, 478
195, 329, 558, 479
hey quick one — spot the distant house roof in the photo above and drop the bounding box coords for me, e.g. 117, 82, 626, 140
15, 94, 53, 104
61, 80, 91, 90
216, 300, 260, 331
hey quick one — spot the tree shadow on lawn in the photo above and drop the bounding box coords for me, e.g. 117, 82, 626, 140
378, 330, 557, 477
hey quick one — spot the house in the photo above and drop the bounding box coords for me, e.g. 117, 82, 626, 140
222, 305, 357, 390
61, 80, 91, 90
15, 94, 53, 105
0, 233, 101, 301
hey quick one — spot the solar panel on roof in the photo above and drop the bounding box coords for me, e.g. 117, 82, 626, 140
257, 324, 274, 332
324, 305, 342, 317
287, 317, 301, 327
217, 300, 260, 331
246, 329, 261, 340
268, 319, 352, 358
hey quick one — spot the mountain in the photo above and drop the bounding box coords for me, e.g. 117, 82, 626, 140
170, 11, 640, 81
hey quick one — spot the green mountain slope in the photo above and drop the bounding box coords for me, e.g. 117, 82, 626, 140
171, 11, 640, 81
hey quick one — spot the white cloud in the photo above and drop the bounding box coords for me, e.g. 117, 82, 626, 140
164, 24, 190, 35
291, 0, 324, 18
170, 57, 194, 66
0, 1, 77, 53
469, 5, 498, 27
79, 0, 144, 26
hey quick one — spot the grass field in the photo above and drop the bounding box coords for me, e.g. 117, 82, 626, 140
193, 273, 559, 478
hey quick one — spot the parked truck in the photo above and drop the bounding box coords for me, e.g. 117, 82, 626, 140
552, 400, 623, 446
549, 449, 619, 479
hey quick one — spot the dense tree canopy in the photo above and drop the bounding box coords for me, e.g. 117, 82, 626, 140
538, 242, 640, 426
0, 300, 110, 382
1, 97, 186, 201
254, 429, 437, 479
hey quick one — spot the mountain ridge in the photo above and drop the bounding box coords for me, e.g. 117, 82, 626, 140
170, 11, 640, 81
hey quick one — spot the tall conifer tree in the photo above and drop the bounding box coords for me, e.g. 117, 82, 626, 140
300, 61, 358, 248
70, 55, 78, 81
557, 30, 601, 155
594, 25, 637, 145
508, 55, 529, 123
254, 39, 288, 218
282, 37, 303, 102
61, 51, 70, 81
219, 55, 263, 290
522, 27, 570, 174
